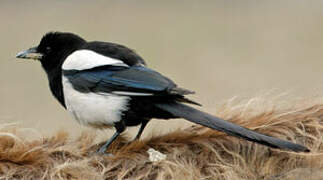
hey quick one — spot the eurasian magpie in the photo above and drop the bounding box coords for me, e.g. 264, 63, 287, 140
16, 32, 309, 153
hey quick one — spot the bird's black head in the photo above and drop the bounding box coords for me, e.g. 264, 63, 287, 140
16, 32, 86, 73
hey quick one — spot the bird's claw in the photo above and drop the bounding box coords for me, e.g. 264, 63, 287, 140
95, 149, 114, 157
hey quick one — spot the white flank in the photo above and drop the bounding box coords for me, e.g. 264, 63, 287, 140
62, 76, 130, 127
62, 50, 128, 70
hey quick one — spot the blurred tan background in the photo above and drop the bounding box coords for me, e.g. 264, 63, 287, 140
1, 0, 323, 137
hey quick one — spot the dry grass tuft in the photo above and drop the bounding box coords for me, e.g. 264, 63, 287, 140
1, 97, 323, 179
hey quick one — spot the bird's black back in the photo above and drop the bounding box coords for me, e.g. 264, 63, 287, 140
82, 42, 146, 66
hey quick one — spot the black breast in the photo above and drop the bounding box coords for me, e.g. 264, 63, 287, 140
47, 69, 66, 108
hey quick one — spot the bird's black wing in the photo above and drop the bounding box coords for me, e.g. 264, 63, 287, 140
63, 65, 194, 97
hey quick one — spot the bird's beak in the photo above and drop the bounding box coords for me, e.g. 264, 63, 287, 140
16, 46, 42, 60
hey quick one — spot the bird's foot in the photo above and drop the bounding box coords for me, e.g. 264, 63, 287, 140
96, 152, 114, 157
95, 149, 114, 157
95, 146, 114, 157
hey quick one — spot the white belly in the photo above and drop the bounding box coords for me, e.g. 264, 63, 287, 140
62, 76, 130, 128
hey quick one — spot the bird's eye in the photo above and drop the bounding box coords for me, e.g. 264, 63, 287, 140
46, 47, 52, 53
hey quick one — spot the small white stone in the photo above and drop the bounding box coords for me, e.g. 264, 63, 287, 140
147, 148, 167, 162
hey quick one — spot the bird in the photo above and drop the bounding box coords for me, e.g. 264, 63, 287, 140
16, 32, 309, 154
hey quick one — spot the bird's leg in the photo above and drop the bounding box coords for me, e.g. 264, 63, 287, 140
97, 121, 125, 154
97, 131, 120, 154
133, 119, 149, 141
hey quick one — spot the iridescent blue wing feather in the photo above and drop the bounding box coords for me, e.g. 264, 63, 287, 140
63, 65, 177, 96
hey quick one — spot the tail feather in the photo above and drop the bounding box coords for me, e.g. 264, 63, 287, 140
155, 102, 309, 152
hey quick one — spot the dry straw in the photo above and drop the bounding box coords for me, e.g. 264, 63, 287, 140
0, 97, 322, 179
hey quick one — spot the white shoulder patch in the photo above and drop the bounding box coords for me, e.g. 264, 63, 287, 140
62, 50, 128, 70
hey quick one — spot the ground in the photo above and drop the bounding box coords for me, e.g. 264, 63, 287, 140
0, 97, 322, 180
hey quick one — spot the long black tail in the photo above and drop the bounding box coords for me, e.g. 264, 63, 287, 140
155, 102, 309, 152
